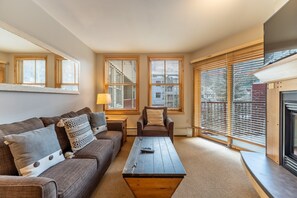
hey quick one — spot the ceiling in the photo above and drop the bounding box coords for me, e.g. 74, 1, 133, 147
0, 27, 48, 53
33, 0, 288, 53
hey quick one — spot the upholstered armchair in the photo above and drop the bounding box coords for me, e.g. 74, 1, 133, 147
137, 106, 174, 142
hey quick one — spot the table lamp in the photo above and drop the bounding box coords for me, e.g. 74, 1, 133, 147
97, 93, 111, 109
97, 93, 111, 119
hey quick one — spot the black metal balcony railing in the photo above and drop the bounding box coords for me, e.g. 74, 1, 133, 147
201, 102, 227, 134
201, 101, 266, 146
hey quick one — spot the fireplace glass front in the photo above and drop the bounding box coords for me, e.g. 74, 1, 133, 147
281, 91, 297, 176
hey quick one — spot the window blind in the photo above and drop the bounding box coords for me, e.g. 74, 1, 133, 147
201, 68, 227, 135
231, 58, 266, 146
193, 42, 266, 151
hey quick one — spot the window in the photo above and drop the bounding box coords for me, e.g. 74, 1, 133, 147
0, 63, 6, 83
55, 56, 79, 91
104, 56, 139, 114
156, 92, 161, 98
149, 57, 183, 112
193, 43, 266, 152
201, 67, 228, 142
15, 56, 46, 86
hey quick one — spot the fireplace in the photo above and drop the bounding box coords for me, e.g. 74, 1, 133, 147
281, 91, 297, 176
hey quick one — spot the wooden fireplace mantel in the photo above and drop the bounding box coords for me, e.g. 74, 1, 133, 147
253, 53, 297, 83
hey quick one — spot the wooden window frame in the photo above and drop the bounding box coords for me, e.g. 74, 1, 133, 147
104, 56, 140, 115
55, 56, 79, 90
0, 63, 6, 83
148, 56, 184, 113
14, 56, 47, 86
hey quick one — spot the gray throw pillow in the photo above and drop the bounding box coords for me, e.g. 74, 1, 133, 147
90, 112, 107, 135
3, 124, 65, 177
62, 114, 95, 152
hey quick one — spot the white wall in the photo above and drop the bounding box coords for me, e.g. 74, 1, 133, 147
190, 0, 288, 62
190, 25, 263, 61
96, 54, 193, 136
0, 0, 96, 124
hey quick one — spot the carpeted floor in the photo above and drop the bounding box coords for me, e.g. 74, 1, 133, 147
91, 137, 259, 198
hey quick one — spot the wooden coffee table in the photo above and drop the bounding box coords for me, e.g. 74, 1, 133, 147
122, 137, 186, 198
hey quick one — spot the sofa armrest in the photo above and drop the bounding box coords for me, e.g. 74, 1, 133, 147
106, 122, 123, 132
0, 176, 57, 198
166, 117, 174, 143
137, 116, 144, 136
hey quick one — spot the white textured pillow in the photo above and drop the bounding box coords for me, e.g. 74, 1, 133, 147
4, 124, 65, 177
62, 114, 95, 152
147, 109, 164, 126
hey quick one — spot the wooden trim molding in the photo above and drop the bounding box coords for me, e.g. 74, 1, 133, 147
191, 39, 263, 64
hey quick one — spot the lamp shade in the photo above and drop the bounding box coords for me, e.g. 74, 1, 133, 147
97, 93, 111, 105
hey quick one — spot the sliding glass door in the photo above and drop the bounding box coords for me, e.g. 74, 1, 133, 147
193, 43, 266, 152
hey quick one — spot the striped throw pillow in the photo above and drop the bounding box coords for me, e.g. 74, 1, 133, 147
62, 114, 95, 152
146, 109, 164, 126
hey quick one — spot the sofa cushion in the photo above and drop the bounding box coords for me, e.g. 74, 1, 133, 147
90, 112, 107, 135
4, 124, 65, 177
74, 139, 113, 170
40, 158, 97, 198
76, 107, 92, 121
0, 118, 44, 175
95, 131, 122, 160
40, 111, 79, 153
62, 114, 95, 152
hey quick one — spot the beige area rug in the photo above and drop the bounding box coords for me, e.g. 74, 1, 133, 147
91, 137, 259, 198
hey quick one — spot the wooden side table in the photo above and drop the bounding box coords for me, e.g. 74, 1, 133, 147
106, 117, 127, 145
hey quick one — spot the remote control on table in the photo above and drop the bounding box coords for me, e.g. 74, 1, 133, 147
141, 147, 154, 153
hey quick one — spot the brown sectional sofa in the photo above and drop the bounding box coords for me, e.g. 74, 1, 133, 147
0, 107, 123, 198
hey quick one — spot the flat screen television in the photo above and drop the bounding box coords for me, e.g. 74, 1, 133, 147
264, 0, 297, 65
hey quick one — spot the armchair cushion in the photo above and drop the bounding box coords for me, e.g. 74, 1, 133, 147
143, 125, 168, 133
146, 109, 164, 126
138, 106, 174, 142
143, 106, 167, 125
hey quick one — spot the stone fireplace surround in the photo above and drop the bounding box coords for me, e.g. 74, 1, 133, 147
241, 54, 297, 198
